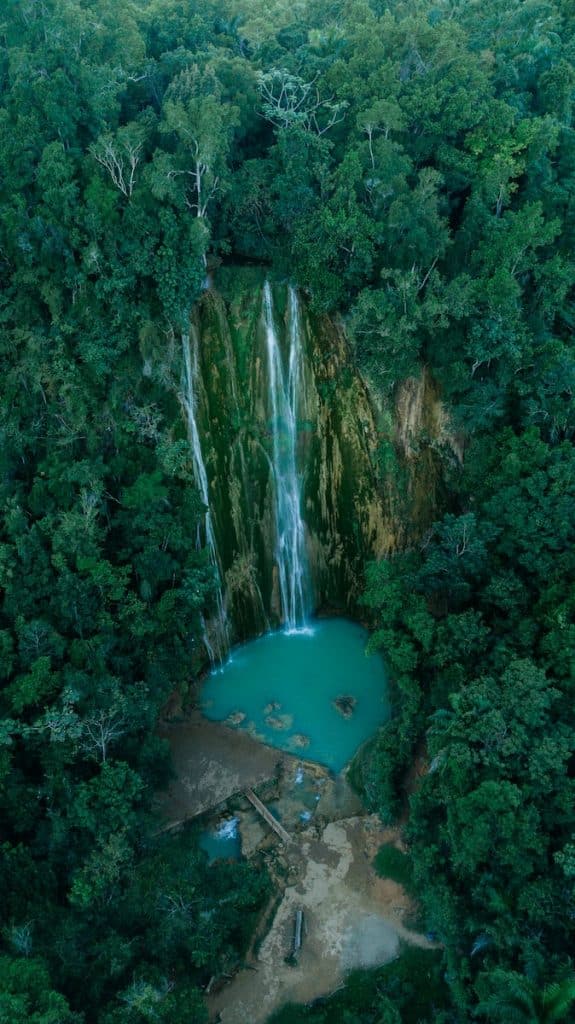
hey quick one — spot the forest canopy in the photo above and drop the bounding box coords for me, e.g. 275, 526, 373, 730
0, 0, 574, 1021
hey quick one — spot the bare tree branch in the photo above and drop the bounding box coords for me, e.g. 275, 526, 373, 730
257, 69, 347, 136
90, 133, 143, 198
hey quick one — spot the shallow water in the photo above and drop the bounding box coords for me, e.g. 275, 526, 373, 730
199, 816, 242, 863
201, 618, 390, 772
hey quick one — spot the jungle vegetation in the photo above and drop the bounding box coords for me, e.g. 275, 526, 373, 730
0, 0, 574, 1021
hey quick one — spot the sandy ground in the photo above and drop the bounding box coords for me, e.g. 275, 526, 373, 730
208, 815, 433, 1024
155, 712, 306, 824
157, 710, 433, 1022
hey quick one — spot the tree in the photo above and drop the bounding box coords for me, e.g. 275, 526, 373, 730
475, 969, 575, 1024
90, 125, 148, 200
258, 68, 347, 136
0, 956, 81, 1024
158, 65, 239, 220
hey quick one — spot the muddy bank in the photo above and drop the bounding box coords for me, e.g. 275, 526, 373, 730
156, 701, 366, 829
155, 711, 300, 825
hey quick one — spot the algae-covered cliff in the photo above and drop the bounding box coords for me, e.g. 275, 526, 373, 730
181, 270, 451, 648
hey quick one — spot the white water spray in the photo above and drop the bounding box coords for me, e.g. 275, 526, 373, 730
181, 328, 230, 663
263, 282, 310, 633
215, 817, 239, 840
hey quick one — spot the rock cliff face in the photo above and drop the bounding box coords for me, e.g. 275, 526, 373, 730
182, 272, 453, 644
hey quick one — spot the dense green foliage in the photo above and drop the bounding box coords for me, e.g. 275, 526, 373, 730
373, 845, 414, 893
1, 0, 574, 1020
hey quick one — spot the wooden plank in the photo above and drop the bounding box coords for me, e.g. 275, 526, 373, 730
245, 789, 294, 845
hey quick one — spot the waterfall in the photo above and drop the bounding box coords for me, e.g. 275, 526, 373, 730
181, 328, 230, 663
263, 282, 310, 633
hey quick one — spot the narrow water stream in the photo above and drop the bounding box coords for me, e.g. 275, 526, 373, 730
201, 618, 389, 773
181, 328, 230, 663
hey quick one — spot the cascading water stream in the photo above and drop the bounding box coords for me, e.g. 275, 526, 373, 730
263, 282, 311, 633
181, 328, 230, 664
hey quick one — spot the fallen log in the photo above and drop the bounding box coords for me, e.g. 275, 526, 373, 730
293, 908, 304, 955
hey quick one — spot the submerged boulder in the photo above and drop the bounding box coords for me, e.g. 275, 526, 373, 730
226, 710, 247, 727
333, 695, 357, 719
289, 734, 311, 750
265, 713, 294, 731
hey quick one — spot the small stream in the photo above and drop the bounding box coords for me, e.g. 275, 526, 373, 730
201, 617, 390, 774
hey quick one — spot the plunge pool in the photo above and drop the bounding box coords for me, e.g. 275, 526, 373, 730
201, 618, 389, 773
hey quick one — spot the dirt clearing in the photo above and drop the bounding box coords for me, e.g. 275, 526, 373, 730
208, 815, 433, 1023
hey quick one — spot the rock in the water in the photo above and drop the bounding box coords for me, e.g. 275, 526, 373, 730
333, 695, 357, 719
265, 713, 294, 731
226, 710, 247, 727
289, 733, 310, 749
